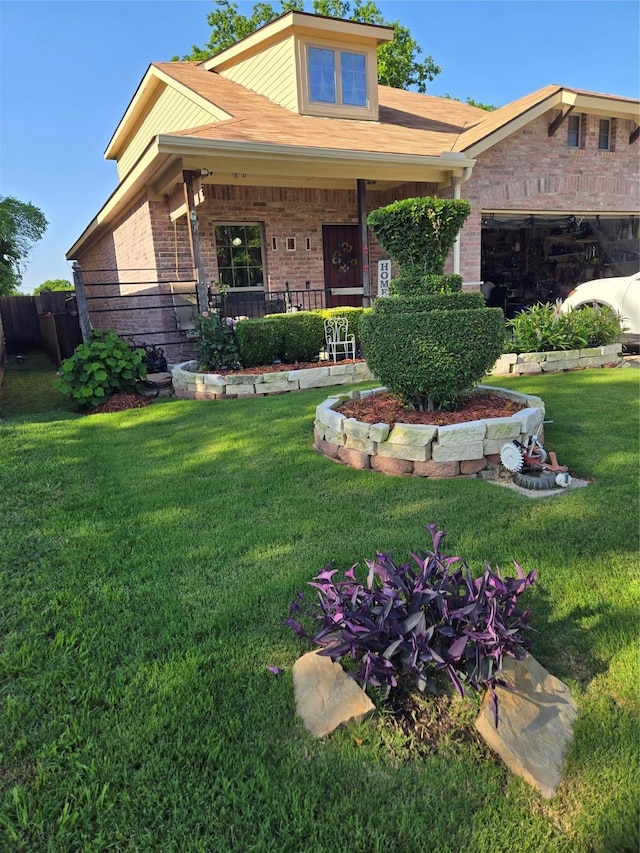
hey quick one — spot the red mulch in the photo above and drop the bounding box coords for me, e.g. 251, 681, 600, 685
338, 391, 525, 429
90, 393, 153, 414
217, 359, 365, 376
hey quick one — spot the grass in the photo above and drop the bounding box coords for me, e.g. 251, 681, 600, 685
0, 357, 638, 852
0, 351, 76, 418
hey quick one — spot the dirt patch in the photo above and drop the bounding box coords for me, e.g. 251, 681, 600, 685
90, 393, 153, 414
381, 686, 498, 762
339, 391, 526, 429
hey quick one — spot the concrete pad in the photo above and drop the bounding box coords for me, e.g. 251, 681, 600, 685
475, 655, 578, 799
293, 651, 374, 737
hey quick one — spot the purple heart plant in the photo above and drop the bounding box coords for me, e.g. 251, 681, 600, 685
286, 524, 537, 727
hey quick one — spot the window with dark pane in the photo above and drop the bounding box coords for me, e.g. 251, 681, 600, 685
214, 224, 264, 288
567, 114, 581, 148
598, 118, 611, 150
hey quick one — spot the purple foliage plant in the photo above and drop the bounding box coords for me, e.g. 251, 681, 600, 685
286, 524, 537, 726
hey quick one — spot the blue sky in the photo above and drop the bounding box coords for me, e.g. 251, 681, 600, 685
1, 0, 638, 292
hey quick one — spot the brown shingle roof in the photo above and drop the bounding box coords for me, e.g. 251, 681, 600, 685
153, 62, 487, 157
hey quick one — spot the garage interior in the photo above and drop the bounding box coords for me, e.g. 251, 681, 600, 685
480, 214, 639, 316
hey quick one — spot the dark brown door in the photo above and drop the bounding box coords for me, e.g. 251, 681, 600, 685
322, 224, 362, 308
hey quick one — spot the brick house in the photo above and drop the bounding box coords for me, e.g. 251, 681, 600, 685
67, 11, 639, 362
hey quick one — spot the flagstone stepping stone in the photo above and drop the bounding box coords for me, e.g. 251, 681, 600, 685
292, 651, 374, 737
475, 654, 578, 798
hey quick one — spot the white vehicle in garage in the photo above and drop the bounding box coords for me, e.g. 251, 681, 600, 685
561, 271, 640, 349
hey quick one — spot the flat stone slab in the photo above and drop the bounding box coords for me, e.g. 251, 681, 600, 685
475, 654, 578, 798
292, 651, 374, 737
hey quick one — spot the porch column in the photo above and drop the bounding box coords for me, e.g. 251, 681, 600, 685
183, 170, 208, 314
71, 262, 92, 342
357, 179, 371, 307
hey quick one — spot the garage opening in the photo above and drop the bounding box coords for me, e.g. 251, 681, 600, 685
480, 213, 639, 316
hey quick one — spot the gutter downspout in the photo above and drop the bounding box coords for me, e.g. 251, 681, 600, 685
452, 166, 473, 276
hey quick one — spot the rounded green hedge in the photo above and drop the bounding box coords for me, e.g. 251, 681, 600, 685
360, 303, 505, 411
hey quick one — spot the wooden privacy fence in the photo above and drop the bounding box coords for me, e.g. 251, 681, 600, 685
0, 292, 82, 365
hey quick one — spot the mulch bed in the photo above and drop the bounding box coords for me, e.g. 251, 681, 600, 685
214, 359, 365, 376
90, 393, 153, 414
338, 391, 526, 429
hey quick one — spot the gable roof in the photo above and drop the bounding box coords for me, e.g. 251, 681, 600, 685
456, 85, 640, 157
150, 61, 486, 158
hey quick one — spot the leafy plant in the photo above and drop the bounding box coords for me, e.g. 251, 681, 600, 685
194, 311, 242, 371
54, 329, 146, 409
287, 524, 537, 726
235, 312, 324, 367
507, 301, 622, 353
367, 197, 471, 274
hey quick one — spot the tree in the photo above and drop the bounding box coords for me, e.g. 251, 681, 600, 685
443, 93, 496, 112
33, 278, 74, 294
177, 0, 440, 92
0, 196, 48, 296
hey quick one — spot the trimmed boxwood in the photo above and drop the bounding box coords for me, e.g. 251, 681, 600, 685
235, 318, 284, 367
235, 312, 324, 367
361, 304, 505, 411
389, 272, 463, 297
372, 292, 486, 318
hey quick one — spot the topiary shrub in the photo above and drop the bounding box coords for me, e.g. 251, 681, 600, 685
367, 197, 471, 274
54, 329, 147, 409
287, 523, 537, 727
389, 272, 463, 297
361, 305, 505, 411
364, 196, 503, 411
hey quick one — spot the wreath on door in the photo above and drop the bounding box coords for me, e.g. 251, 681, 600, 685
331, 242, 358, 273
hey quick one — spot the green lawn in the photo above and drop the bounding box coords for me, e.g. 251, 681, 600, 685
1, 361, 638, 852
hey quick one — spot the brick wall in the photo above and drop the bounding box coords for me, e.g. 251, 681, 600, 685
455, 111, 640, 282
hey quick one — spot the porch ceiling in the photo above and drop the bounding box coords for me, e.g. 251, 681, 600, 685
150, 135, 471, 197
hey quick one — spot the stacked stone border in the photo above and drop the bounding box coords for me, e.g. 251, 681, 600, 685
314, 385, 546, 478
172, 360, 375, 399
490, 344, 621, 376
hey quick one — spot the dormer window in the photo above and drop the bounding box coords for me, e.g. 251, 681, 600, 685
307, 46, 368, 108
307, 47, 367, 107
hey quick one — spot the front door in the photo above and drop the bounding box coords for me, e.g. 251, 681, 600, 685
322, 224, 362, 308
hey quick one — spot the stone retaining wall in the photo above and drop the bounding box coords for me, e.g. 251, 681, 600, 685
314, 385, 545, 478
490, 343, 621, 376
172, 360, 375, 399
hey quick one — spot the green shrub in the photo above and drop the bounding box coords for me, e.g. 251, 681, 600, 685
236, 312, 324, 367
194, 312, 242, 371
235, 318, 283, 367
372, 292, 486, 318
367, 197, 471, 274
54, 329, 146, 409
507, 301, 622, 353
389, 272, 463, 297
361, 303, 505, 411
